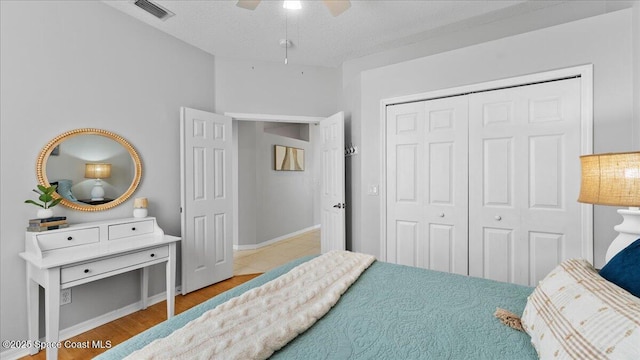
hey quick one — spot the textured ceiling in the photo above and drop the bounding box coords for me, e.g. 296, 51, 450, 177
103, 0, 568, 68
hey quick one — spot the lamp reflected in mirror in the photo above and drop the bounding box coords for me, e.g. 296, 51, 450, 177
85, 163, 112, 201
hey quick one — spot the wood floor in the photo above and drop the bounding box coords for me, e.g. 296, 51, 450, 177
20, 273, 261, 360
234, 228, 320, 275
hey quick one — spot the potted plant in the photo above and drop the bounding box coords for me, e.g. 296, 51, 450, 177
25, 184, 63, 218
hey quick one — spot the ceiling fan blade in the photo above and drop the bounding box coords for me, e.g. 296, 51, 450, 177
322, 0, 351, 17
236, 0, 261, 10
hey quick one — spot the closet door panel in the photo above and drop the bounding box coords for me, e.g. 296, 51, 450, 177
386, 97, 468, 274
386, 102, 425, 266
424, 96, 468, 275
482, 227, 514, 283
482, 138, 514, 207
395, 220, 419, 267
529, 135, 564, 209
429, 142, 454, 205
396, 144, 418, 202
469, 78, 583, 286
429, 224, 454, 273
529, 231, 564, 285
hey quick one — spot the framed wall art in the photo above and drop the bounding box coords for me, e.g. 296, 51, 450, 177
274, 145, 304, 171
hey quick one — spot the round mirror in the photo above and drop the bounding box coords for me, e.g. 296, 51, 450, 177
36, 128, 142, 212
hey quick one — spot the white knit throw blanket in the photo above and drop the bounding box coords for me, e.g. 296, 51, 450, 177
125, 250, 375, 360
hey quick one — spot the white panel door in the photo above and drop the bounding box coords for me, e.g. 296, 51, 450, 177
386, 96, 469, 274
180, 107, 233, 294
468, 78, 582, 286
320, 111, 346, 253
386, 102, 424, 267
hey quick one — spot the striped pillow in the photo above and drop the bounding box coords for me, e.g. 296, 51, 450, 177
521, 259, 640, 359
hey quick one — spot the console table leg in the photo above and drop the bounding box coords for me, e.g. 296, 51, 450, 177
141, 267, 149, 310
166, 243, 176, 318
44, 268, 60, 360
26, 266, 39, 355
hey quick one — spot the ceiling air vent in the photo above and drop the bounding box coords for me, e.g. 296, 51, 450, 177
133, 0, 175, 21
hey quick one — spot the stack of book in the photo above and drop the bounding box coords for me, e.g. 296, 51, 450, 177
27, 216, 68, 232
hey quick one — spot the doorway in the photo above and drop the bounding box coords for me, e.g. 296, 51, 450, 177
230, 114, 325, 274
181, 110, 345, 294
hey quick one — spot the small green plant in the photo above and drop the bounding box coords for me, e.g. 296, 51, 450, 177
24, 184, 63, 209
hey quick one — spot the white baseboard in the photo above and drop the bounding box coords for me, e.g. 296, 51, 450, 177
0, 288, 177, 360
233, 224, 320, 251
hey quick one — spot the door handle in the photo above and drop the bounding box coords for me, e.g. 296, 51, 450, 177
333, 203, 345, 209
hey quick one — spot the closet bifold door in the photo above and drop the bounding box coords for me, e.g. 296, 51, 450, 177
386, 96, 469, 275
467, 78, 582, 286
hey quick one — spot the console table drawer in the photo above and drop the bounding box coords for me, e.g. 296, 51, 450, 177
108, 220, 154, 240
60, 246, 169, 284
37, 228, 99, 251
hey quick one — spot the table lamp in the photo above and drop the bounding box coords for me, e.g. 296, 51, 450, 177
578, 151, 640, 262
85, 163, 111, 201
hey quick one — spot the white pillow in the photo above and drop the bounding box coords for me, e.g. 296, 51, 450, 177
521, 259, 640, 359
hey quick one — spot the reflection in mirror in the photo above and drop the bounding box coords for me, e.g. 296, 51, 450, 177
37, 129, 142, 212
46, 135, 134, 204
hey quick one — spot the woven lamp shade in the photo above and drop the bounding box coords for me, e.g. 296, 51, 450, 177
578, 152, 640, 206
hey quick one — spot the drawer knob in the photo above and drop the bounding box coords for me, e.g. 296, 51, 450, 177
150, 253, 155, 258
84, 269, 90, 274
67, 237, 73, 241
132, 227, 136, 231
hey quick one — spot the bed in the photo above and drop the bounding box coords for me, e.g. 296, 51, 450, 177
98, 243, 640, 360
96, 252, 539, 359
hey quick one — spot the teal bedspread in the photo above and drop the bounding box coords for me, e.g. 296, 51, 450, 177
97, 257, 537, 359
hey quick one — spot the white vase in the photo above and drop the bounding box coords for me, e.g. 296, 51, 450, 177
133, 208, 148, 218
37, 208, 54, 219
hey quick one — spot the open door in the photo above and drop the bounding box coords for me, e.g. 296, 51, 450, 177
180, 107, 233, 295
319, 111, 346, 252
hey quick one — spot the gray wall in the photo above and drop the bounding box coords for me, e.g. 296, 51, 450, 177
0, 0, 339, 350
0, 0, 217, 345
237, 122, 259, 247
237, 122, 318, 247
264, 122, 310, 141
215, 57, 339, 116
352, 9, 636, 268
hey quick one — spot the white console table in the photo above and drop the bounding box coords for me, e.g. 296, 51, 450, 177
19, 217, 181, 360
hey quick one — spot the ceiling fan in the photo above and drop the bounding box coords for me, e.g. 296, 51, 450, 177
236, 0, 351, 17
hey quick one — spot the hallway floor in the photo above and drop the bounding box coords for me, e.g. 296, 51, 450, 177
233, 229, 320, 275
